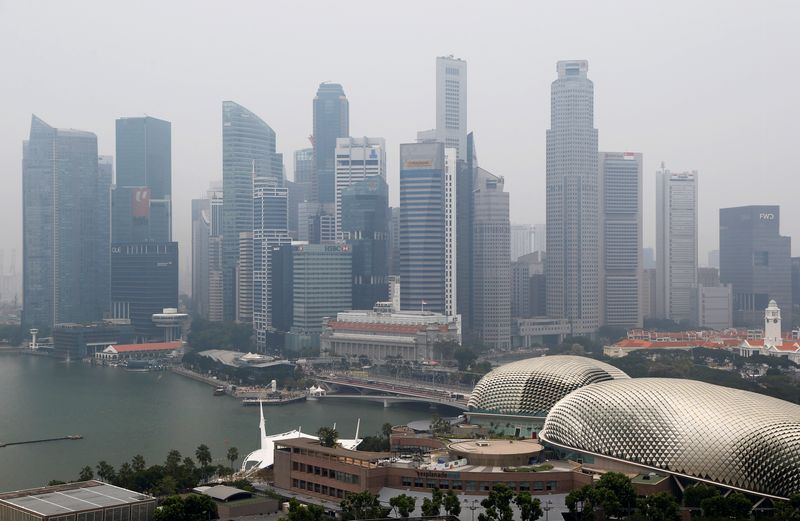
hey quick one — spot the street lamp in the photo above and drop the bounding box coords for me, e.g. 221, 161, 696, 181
544, 498, 553, 521
464, 498, 479, 521
576, 500, 584, 521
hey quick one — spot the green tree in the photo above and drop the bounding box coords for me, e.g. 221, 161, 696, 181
454, 346, 478, 371
430, 414, 451, 435
595, 472, 635, 515
381, 422, 394, 439
514, 492, 543, 521
774, 494, 800, 521
389, 494, 417, 518
154, 475, 178, 497
636, 493, 680, 521
281, 498, 326, 521
479, 483, 515, 521
317, 426, 339, 448
226, 447, 239, 472
339, 491, 390, 521
421, 488, 443, 516
165, 450, 182, 474
184, 494, 219, 520
96, 461, 116, 483
683, 483, 720, 508
155, 496, 187, 521
131, 454, 146, 473
116, 462, 134, 488
78, 466, 94, 481
701, 493, 752, 520
443, 489, 462, 517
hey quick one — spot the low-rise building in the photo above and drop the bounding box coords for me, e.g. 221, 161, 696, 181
53, 321, 134, 360
0, 480, 155, 521
95, 340, 182, 362
320, 309, 460, 362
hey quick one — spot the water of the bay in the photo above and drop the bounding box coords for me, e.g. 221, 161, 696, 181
0, 354, 435, 490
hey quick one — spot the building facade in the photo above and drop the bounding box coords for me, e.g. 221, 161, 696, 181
236, 231, 254, 324
222, 101, 282, 320
456, 132, 477, 337
599, 151, 643, 328
192, 198, 211, 318
472, 168, 511, 348
334, 137, 386, 238
545, 60, 599, 335
22, 116, 110, 327
719, 205, 792, 327
655, 168, 698, 323
313, 83, 349, 205
111, 242, 179, 341
511, 224, 534, 262
399, 143, 446, 314
417, 56, 468, 160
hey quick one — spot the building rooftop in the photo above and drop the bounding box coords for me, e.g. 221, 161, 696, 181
276, 437, 389, 461
448, 439, 543, 456
108, 341, 182, 353
0, 481, 152, 517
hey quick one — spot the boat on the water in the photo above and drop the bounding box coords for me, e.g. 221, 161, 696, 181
214, 386, 226, 396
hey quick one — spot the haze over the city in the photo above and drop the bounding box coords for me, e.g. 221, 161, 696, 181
1, 0, 798, 292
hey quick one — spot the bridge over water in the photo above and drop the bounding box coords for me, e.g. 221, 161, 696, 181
315, 374, 470, 411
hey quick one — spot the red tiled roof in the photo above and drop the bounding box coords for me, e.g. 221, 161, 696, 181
110, 341, 182, 353
328, 321, 449, 334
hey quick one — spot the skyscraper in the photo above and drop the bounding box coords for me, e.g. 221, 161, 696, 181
456, 132, 477, 335
719, 205, 791, 327
545, 60, 599, 334
341, 176, 389, 310
418, 56, 468, 160
599, 151, 643, 328
655, 167, 698, 323
444, 148, 458, 318
113, 116, 172, 243
191, 197, 211, 318
208, 185, 224, 322
511, 224, 534, 262
22, 116, 110, 326
312, 83, 349, 204
334, 137, 386, 237
400, 142, 446, 313
253, 181, 291, 350
222, 101, 282, 320
472, 168, 511, 348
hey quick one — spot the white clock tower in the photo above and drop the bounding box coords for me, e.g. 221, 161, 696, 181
764, 300, 783, 348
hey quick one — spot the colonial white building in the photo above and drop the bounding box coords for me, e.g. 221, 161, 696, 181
736, 300, 800, 363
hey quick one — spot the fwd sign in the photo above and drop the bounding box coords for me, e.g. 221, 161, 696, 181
759, 213, 775, 220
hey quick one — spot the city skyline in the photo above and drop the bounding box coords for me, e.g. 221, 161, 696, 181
2, 2, 798, 297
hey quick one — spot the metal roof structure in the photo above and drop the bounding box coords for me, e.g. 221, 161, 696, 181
200, 485, 252, 502
540, 378, 800, 499
0, 481, 153, 517
467, 355, 629, 416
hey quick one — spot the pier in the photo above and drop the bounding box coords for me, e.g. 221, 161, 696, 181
0, 435, 83, 448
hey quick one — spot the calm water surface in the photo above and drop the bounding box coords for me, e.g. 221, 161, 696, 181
0, 354, 432, 490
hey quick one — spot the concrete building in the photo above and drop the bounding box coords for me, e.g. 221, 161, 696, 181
719, 205, 792, 327
533, 223, 547, 253
191, 197, 211, 318
96, 340, 182, 363
313, 83, 349, 204
697, 267, 720, 287
444, 148, 458, 319
111, 242, 179, 341
456, 133, 478, 336
0, 481, 156, 521
253, 182, 291, 350
692, 284, 733, 330
511, 261, 531, 319
222, 101, 282, 321
22, 116, 110, 327
388, 207, 400, 276
545, 60, 599, 335
511, 224, 534, 262
334, 137, 386, 237
320, 309, 461, 362
472, 168, 511, 348
656, 167, 698, 323
52, 321, 134, 360
641, 268, 657, 320
707, 249, 720, 269
341, 176, 389, 310
599, 152, 643, 328
298, 202, 336, 244
417, 55, 468, 160
399, 143, 446, 314
208, 185, 224, 321
286, 244, 352, 351
236, 231, 254, 324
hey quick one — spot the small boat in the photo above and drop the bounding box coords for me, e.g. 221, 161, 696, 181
66, 435, 83, 440
214, 386, 226, 396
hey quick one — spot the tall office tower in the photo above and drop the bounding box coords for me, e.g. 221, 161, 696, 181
444, 148, 458, 318
533, 223, 547, 253
110, 242, 178, 341
286, 244, 352, 351
511, 224, 534, 262
545, 60, 599, 334
511, 261, 531, 318
341, 176, 389, 310
312, 83, 349, 204
113, 116, 172, 243
599, 152, 643, 328
285, 180, 306, 240
269, 244, 294, 334
719, 205, 792, 327
472, 168, 511, 348
298, 202, 336, 244
792, 258, 800, 322
294, 148, 314, 188
191, 198, 211, 318
208, 185, 224, 321
399, 142, 446, 313
22, 116, 110, 327
456, 132, 477, 335
418, 56, 468, 159
388, 207, 401, 276
642, 247, 656, 270
707, 250, 720, 269
222, 101, 281, 320
253, 182, 291, 350
334, 137, 386, 237
655, 167, 698, 323
641, 268, 657, 320
235, 231, 254, 324
290, 148, 314, 240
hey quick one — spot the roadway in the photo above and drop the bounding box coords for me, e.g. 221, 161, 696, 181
315, 373, 470, 410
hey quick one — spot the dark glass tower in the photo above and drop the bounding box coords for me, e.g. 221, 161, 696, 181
456, 132, 476, 335
312, 83, 349, 204
22, 116, 110, 327
113, 116, 172, 243
720, 205, 792, 326
341, 176, 389, 310
222, 101, 281, 320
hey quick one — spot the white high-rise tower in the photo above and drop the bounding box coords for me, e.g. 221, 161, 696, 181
545, 60, 599, 334
418, 55, 467, 160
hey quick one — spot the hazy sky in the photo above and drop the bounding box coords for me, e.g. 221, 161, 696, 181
1, 1, 798, 292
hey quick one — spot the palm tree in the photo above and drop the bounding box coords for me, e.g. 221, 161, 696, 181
195, 444, 212, 480
226, 447, 239, 474
96, 461, 116, 483
131, 454, 146, 473
78, 466, 94, 481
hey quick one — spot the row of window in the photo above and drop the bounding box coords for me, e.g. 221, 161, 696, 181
399, 477, 560, 492
293, 479, 348, 499
292, 461, 361, 484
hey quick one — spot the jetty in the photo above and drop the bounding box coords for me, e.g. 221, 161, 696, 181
0, 435, 83, 448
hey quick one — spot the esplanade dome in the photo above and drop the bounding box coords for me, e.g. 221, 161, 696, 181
540, 378, 800, 499
467, 355, 629, 416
